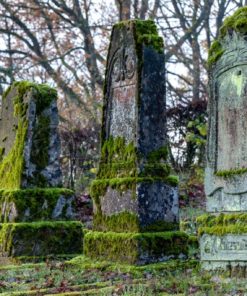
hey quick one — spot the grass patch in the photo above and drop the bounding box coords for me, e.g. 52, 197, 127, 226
0, 257, 246, 295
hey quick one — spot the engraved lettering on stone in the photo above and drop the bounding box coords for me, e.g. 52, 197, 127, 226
201, 234, 247, 261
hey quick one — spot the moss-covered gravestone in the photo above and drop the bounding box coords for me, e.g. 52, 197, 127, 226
0, 81, 83, 261
85, 20, 188, 265
198, 7, 247, 273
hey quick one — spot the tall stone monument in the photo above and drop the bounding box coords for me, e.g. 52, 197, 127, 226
0, 81, 83, 260
84, 20, 188, 265
199, 7, 247, 273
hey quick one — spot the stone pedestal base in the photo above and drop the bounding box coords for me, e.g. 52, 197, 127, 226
200, 233, 247, 275
84, 230, 188, 265
0, 221, 83, 261
0, 188, 82, 261
200, 233, 247, 262
0, 188, 75, 222
198, 215, 247, 276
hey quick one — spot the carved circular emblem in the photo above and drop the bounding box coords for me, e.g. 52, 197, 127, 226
110, 46, 136, 83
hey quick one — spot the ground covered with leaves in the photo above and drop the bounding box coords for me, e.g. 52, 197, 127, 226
0, 256, 246, 296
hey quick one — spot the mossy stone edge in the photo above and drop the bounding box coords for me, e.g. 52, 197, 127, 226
208, 7, 247, 67
197, 213, 247, 236
0, 188, 75, 222
0, 221, 83, 259
0, 81, 58, 189
83, 230, 188, 265
93, 211, 179, 233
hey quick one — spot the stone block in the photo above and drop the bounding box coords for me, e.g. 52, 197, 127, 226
0, 81, 62, 189
84, 230, 188, 265
200, 233, 247, 262
0, 81, 82, 260
92, 180, 178, 232
0, 221, 83, 259
0, 188, 75, 222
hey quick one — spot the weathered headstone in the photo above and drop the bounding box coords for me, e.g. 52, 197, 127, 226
0, 81, 83, 260
85, 20, 188, 265
199, 7, 247, 273
0, 82, 62, 188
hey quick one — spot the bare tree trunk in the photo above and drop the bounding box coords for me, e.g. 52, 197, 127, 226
192, 37, 200, 102
6, 26, 14, 84
149, 0, 160, 19
116, 0, 131, 20
140, 0, 149, 19
133, 0, 139, 18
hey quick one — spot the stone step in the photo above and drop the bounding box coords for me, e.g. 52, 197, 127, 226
0, 221, 83, 260
0, 188, 75, 223
84, 230, 189, 265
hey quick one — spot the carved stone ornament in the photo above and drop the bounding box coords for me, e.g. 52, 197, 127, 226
206, 32, 247, 212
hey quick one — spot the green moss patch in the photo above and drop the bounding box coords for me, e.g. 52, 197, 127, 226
135, 20, 164, 54
0, 103, 28, 189
208, 7, 247, 67
93, 211, 179, 233
114, 20, 164, 54
0, 188, 74, 222
93, 211, 139, 232
94, 136, 177, 199
97, 162, 137, 179
220, 7, 247, 37
197, 213, 247, 236
208, 40, 225, 67
199, 225, 247, 236
0, 221, 83, 258
84, 230, 188, 265
98, 136, 137, 179
147, 146, 168, 162
142, 220, 179, 232
197, 213, 247, 227
0, 81, 57, 189
100, 136, 136, 165
215, 167, 247, 177
98, 137, 175, 180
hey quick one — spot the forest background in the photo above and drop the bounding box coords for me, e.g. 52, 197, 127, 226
0, 0, 244, 216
